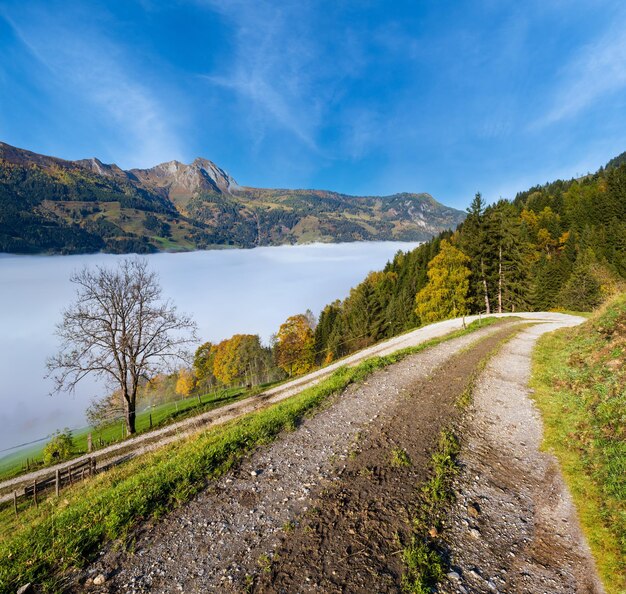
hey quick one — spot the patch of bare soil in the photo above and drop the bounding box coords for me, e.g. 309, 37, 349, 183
69, 321, 516, 594
253, 326, 519, 594
438, 323, 604, 594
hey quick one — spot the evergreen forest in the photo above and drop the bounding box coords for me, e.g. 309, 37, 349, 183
312, 158, 626, 364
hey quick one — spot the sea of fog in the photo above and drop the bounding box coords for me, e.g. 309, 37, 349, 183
0, 241, 418, 453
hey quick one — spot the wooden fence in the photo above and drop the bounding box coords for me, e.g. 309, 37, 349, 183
12, 457, 96, 515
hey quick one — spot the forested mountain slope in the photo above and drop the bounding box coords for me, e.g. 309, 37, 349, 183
0, 142, 465, 254
313, 157, 626, 363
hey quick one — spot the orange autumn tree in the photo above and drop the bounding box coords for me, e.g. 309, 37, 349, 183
275, 314, 315, 376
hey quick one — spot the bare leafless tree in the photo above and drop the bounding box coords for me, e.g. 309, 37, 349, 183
47, 258, 197, 435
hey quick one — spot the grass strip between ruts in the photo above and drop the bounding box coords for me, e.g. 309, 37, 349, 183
401, 325, 527, 594
0, 317, 505, 594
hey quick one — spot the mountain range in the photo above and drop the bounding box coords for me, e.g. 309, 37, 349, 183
0, 142, 466, 254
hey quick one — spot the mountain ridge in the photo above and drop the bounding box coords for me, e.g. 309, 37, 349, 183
0, 141, 466, 254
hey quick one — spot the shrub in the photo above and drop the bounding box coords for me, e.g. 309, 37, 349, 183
42, 429, 74, 465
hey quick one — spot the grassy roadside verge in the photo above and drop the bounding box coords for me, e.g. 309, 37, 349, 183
530, 296, 626, 594
0, 317, 507, 593
0, 386, 251, 481
401, 325, 527, 594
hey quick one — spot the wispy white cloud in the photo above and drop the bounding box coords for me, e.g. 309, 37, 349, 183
204, 72, 318, 150
533, 13, 626, 129
199, 0, 370, 154
200, 1, 322, 150
1, 6, 183, 167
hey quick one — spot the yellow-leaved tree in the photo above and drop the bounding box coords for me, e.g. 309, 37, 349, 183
175, 367, 195, 397
212, 334, 267, 386
275, 314, 315, 376
415, 239, 471, 324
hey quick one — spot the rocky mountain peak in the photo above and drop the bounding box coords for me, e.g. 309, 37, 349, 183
74, 157, 132, 181
129, 157, 239, 206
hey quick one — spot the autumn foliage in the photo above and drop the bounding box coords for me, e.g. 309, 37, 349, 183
212, 334, 269, 385
415, 240, 471, 323
175, 368, 196, 397
275, 314, 315, 376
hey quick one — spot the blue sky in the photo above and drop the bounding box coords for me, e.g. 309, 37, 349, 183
1, 0, 626, 209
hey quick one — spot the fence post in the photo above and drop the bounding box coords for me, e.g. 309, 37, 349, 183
149, 413, 153, 429
13, 491, 17, 517
88, 433, 92, 453
91, 457, 96, 476
33, 480, 38, 508
55, 469, 60, 497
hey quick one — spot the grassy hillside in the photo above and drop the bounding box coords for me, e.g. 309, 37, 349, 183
531, 295, 626, 593
0, 386, 249, 481
0, 158, 179, 254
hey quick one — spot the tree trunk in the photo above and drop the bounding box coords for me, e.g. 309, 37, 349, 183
481, 258, 491, 314
123, 391, 137, 435
498, 245, 503, 314
127, 409, 136, 435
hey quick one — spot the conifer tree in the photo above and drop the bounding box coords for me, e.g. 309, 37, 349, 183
460, 192, 492, 313
558, 251, 602, 311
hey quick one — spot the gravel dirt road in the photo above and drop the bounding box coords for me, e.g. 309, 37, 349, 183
66, 313, 601, 594
70, 321, 518, 593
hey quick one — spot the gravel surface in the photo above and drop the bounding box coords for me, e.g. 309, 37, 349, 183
254, 326, 520, 594
71, 322, 513, 593
439, 321, 605, 594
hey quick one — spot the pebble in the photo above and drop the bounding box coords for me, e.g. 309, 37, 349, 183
436, 324, 603, 594
467, 503, 480, 518
93, 574, 107, 585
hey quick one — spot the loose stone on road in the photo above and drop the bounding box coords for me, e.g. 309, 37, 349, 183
71, 321, 517, 593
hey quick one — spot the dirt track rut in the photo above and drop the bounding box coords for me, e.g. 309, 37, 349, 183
439, 322, 603, 594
